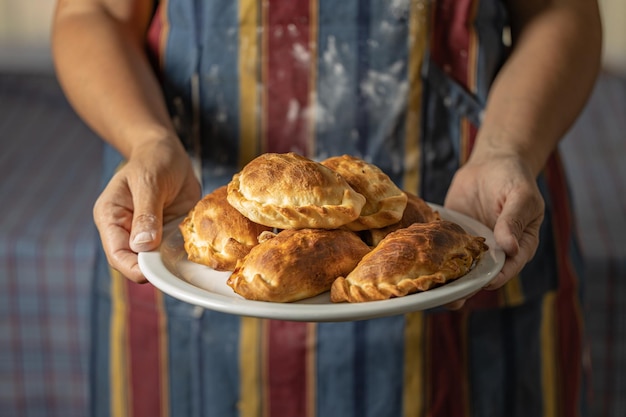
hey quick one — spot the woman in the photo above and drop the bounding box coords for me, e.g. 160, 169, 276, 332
52, 0, 601, 416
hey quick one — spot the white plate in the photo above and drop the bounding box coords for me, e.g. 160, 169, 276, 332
139, 204, 505, 322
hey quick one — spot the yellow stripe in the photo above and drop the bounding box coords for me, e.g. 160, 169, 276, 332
238, 0, 260, 167
540, 291, 558, 417
260, 0, 270, 154
460, 119, 471, 164
239, 317, 263, 417
261, 319, 271, 417
467, 0, 479, 95
307, 0, 319, 157
460, 0, 479, 165
403, 0, 430, 193
503, 275, 525, 307
403, 311, 424, 417
110, 268, 130, 417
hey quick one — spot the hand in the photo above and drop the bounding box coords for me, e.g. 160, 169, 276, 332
93, 140, 201, 283
442, 153, 545, 309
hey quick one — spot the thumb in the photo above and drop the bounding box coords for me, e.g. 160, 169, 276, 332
493, 206, 522, 258
129, 190, 163, 253
492, 190, 543, 258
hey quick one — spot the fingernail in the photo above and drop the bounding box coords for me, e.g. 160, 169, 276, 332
133, 231, 155, 245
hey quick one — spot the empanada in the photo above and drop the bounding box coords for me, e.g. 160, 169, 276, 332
227, 228, 371, 302
227, 152, 366, 230
330, 220, 489, 303
321, 154, 407, 231
362, 192, 441, 246
179, 186, 273, 271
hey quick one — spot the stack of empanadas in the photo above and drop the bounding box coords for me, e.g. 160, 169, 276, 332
179, 152, 488, 303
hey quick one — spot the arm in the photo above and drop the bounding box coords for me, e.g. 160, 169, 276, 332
52, 0, 176, 158
444, 0, 602, 305
472, 0, 602, 177
52, 0, 201, 282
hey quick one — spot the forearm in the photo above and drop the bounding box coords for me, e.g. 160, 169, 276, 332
52, 0, 180, 159
470, 0, 602, 176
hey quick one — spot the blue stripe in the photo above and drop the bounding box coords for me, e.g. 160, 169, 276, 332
314, 0, 410, 183
506, 300, 543, 417
353, 321, 367, 417
314, 0, 360, 160
355, 1, 370, 157
164, 295, 196, 417
163, 0, 201, 153
317, 317, 406, 417
361, 316, 404, 417
162, 0, 240, 167
473, 0, 508, 101
360, 0, 409, 183
467, 299, 543, 417
163, 301, 242, 417
90, 249, 112, 417
197, 0, 240, 166
519, 175, 559, 300
198, 311, 241, 416
316, 321, 357, 417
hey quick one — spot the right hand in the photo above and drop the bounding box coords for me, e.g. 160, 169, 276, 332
93, 139, 201, 283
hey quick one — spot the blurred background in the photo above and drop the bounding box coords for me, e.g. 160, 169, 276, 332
0, 0, 55, 72
0, 1, 624, 417
1, 0, 626, 74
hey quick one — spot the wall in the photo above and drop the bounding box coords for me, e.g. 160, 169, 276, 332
600, 0, 626, 75
0, 0, 625, 74
0, 0, 56, 71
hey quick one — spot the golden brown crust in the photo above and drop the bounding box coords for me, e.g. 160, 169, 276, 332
179, 186, 273, 271
363, 192, 441, 246
321, 155, 407, 231
227, 228, 371, 302
227, 152, 366, 230
330, 220, 489, 303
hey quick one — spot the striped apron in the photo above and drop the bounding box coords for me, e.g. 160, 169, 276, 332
90, 1, 589, 416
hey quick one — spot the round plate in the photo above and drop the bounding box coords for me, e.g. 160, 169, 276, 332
139, 204, 504, 322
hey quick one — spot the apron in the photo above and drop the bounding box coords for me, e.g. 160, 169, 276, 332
90, 1, 588, 416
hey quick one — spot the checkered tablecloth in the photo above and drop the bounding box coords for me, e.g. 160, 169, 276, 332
560, 72, 626, 417
0, 74, 102, 417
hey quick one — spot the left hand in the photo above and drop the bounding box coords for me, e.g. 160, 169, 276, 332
442, 153, 545, 309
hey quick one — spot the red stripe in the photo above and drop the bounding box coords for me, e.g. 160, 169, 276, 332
265, 0, 311, 155
467, 122, 478, 155
430, 0, 473, 89
544, 154, 584, 416
147, 5, 163, 57
426, 314, 468, 417
126, 281, 164, 417
267, 320, 309, 417
147, 3, 166, 73
465, 288, 501, 309
264, 2, 313, 409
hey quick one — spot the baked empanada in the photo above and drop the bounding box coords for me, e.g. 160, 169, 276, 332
330, 220, 489, 303
179, 186, 273, 271
227, 228, 371, 302
321, 155, 407, 231
227, 152, 366, 230
362, 192, 441, 246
